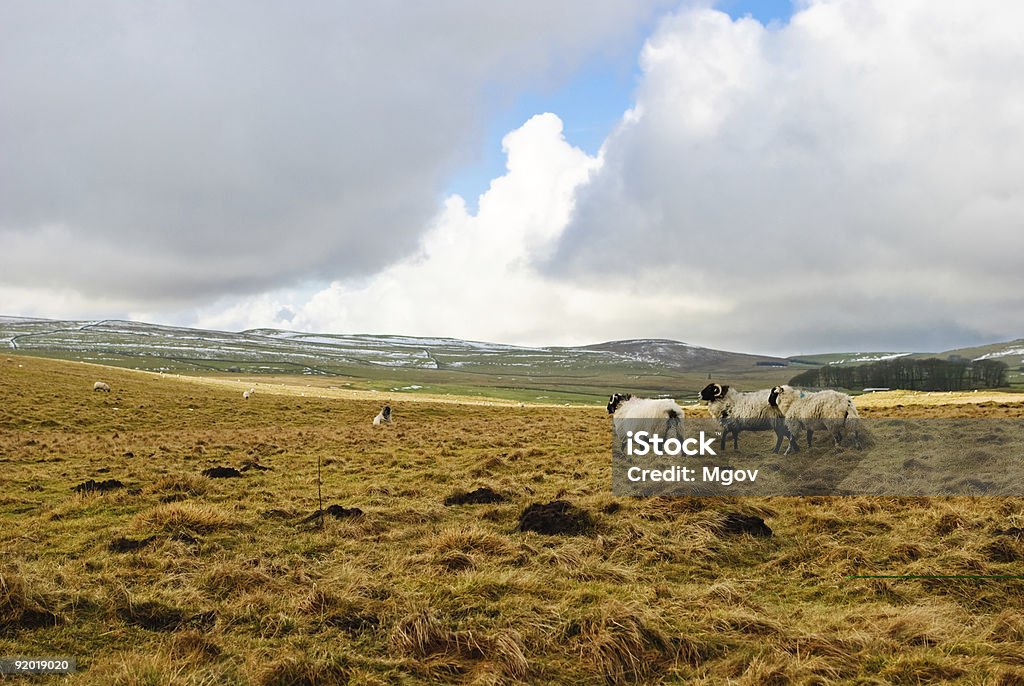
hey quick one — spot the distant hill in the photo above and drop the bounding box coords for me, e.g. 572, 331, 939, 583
925, 339, 1024, 365
1, 316, 1019, 400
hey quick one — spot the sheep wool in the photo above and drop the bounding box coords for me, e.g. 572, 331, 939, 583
373, 405, 393, 426
768, 385, 862, 454
699, 383, 789, 453
607, 393, 685, 455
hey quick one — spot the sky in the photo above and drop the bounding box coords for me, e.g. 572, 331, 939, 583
2, 0, 1024, 356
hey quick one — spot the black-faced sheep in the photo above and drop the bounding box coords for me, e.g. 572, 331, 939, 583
768, 385, 862, 454
243, 388, 255, 400
607, 393, 685, 454
698, 383, 790, 453
373, 405, 393, 425
93, 381, 111, 392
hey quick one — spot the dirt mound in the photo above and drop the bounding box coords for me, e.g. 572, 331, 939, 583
300, 504, 365, 524
72, 479, 124, 494
109, 536, 157, 553
517, 500, 594, 536
994, 527, 1024, 538
444, 487, 507, 506
325, 504, 363, 518
117, 602, 216, 632
717, 513, 773, 538
201, 466, 242, 478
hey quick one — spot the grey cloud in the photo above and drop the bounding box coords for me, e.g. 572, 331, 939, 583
547, 2, 1024, 352
0, 1, 667, 305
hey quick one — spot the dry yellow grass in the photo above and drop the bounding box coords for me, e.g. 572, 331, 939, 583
855, 389, 1024, 408
2, 354, 1024, 684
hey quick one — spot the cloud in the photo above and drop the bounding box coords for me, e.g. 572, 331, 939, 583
0, 1, 666, 307
193, 113, 726, 345
549, 0, 1024, 353
8, 1, 1024, 356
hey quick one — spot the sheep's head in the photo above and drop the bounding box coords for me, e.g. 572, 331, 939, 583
606, 393, 631, 414
699, 383, 729, 402
768, 385, 787, 408
382, 405, 392, 419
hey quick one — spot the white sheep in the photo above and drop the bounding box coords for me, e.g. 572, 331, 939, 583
373, 404, 392, 425
243, 387, 255, 400
698, 383, 790, 453
606, 393, 685, 455
768, 385, 862, 454
93, 381, 111, 392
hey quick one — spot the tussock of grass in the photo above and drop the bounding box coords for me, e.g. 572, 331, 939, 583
149, 474, 208, 497
169, 630, 223, 660
201, 563, 276, 599
0, 570, 63, 633
135, 502, 237, 534
881, 603, 963, 647
390, 606, 530, 680
300, 583, 380, 633
563, 601, 675, 685
258, 653, 352, 686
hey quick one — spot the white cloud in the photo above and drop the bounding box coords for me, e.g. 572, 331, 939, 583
194, 114, 728, 345
547, 0, 1024, 353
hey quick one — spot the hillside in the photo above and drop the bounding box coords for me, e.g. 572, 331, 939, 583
0, 317, 798, 403
2, 316, 1021, 400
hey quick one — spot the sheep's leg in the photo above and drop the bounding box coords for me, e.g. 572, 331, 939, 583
806, 429, 814, 448
718, 427, 731, 451
732, 429, 739, 451
784, 429, 801, 454
783, 420, 801, 454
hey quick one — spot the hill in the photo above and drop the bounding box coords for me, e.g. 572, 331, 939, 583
0, 317, 797, 403
2, 316, 1021, 399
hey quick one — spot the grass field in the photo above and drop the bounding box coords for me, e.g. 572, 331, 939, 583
3, 356, 1024, 684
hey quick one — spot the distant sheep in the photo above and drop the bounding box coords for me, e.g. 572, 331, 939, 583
373, 405, 393, 425
93, 381, 111, 392
768, 385, 862, 454
699, 383, 790, 453
243, 387, 255, 400
606, 393, 685, 454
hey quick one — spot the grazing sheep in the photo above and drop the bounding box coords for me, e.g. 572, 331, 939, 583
373, 405, 393, 425
243, 387, 255, 400
698, 383, 790, 453
93, 381, 111, 392
606, 393, 685, 454
768, 385, 862, 454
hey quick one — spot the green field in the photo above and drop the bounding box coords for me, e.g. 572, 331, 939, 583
0, 317, 807, 405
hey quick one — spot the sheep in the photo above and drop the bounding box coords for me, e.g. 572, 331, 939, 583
243, 387, 255, 400
93, 381, 111, 392
768, 385, 862, 454
698, 383, 790, 453
606, 393, 685, 455
373, 404, 392, 425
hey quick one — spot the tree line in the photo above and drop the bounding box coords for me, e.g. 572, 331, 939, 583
789, 357, 1008, 391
